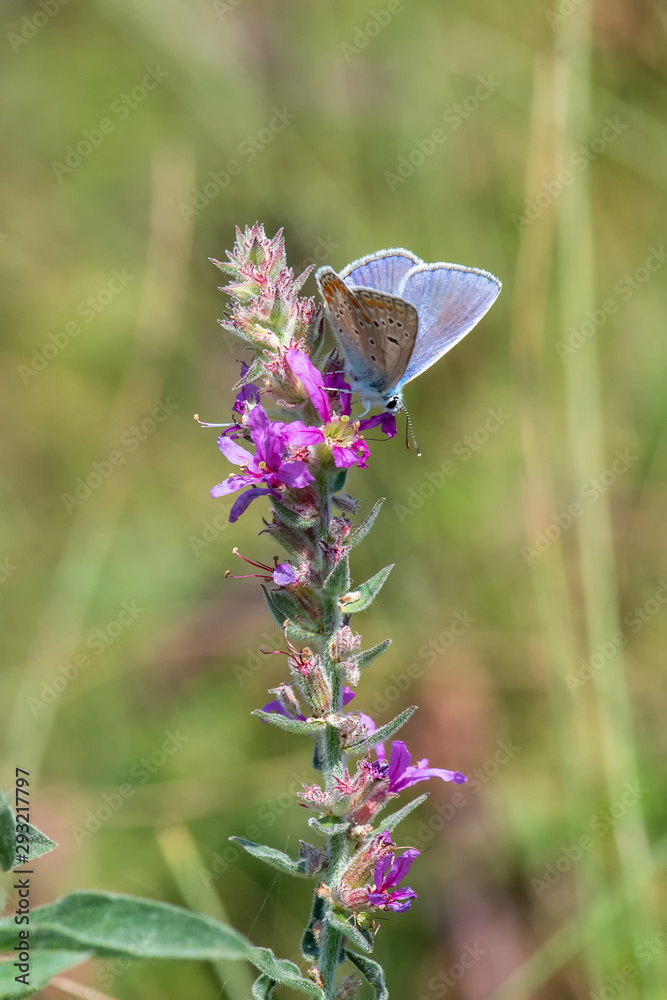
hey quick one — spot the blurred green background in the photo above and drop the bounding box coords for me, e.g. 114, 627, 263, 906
2, 0, 666, 997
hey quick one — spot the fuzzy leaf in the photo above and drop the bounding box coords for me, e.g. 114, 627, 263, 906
347, 706, 417, 753
375, 793, 429, 835
271, 500, 316, 531
345, 951, 388, 998
0, 891, 253, 960
251, 947, 324, 996
232, 356, 264, 389
347, 639, 391, 672
349, 499, 385, 548
301, 893, 326, 961
0, 892, 324, 996
285, 618, 321, 645
253, 710, 326, 735
252, 974, 276, 999
0, 950, 92, 999
323, 556, 350, 595
307, 816, 349, 836
339, 566, 393, 615
261, 585, 307, 631
0, 790, 57, 872
230, 838, 308, 878
0, 790, 16, 872
325, 911, 373, 954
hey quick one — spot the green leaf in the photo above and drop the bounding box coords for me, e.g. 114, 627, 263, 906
332, 469, 348, 492
0, 791, 57, 872
345, 950, 388, 998
347, 639, 391, 672
347, 706, 417, 753
252, 973, 276, 998
0, 891, 253, 959
0, 893, 325, 997
375, 794, 429, 835
325, 910, 373, 954
253, 710, 325, 735
307, 816, 349, 837
285, 618, 321, 645
301, 893, 326, 961
339, 565, 393, 615
271, 500, 316, 531
349, 499, 385, 548
232, 356, 264, 389
0, 790, 17, 872
251, 947, 323, 996
323, 556, 350, 595
230, 838, 308, 878
0, 949, 92, 999
261, 585, 306, 631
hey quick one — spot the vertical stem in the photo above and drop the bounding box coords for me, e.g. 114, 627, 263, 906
313, 468, 350, 996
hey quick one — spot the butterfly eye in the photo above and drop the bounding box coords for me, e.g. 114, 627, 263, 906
386, 397, 399, 411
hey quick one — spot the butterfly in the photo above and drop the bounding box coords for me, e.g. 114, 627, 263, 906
315, 248, 501, 413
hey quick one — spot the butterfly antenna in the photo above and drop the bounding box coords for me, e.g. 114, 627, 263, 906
404, 407, 422, 457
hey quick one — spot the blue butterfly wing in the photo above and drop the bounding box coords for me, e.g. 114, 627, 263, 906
340, 248, 422, 295
398, 264, 501, 387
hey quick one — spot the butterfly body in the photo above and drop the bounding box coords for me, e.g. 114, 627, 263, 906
316, 248, 501, 411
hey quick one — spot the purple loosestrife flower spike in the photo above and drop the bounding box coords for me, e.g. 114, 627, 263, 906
204, 227, 473, 999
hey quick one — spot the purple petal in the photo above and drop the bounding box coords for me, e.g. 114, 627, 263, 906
232, 383, 260, 415
410, 766, 468, 785
342, 686, 355, 707
358, 712, 376, 735
286, 348, 331, 422
383, 849, 420, 888
247, 405, 273, 461
273, 562, 296, 586
373, 856, 392, 888
278, 460, 314, 489
284, 422, 325, 448
210, 474, 252, 498
332, 444, 365, 469
229, 487, 274, 522
388, 741, 412, 789
324, 371, 352, 417
218, 435, 252, 465
359, 413, 397, 438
